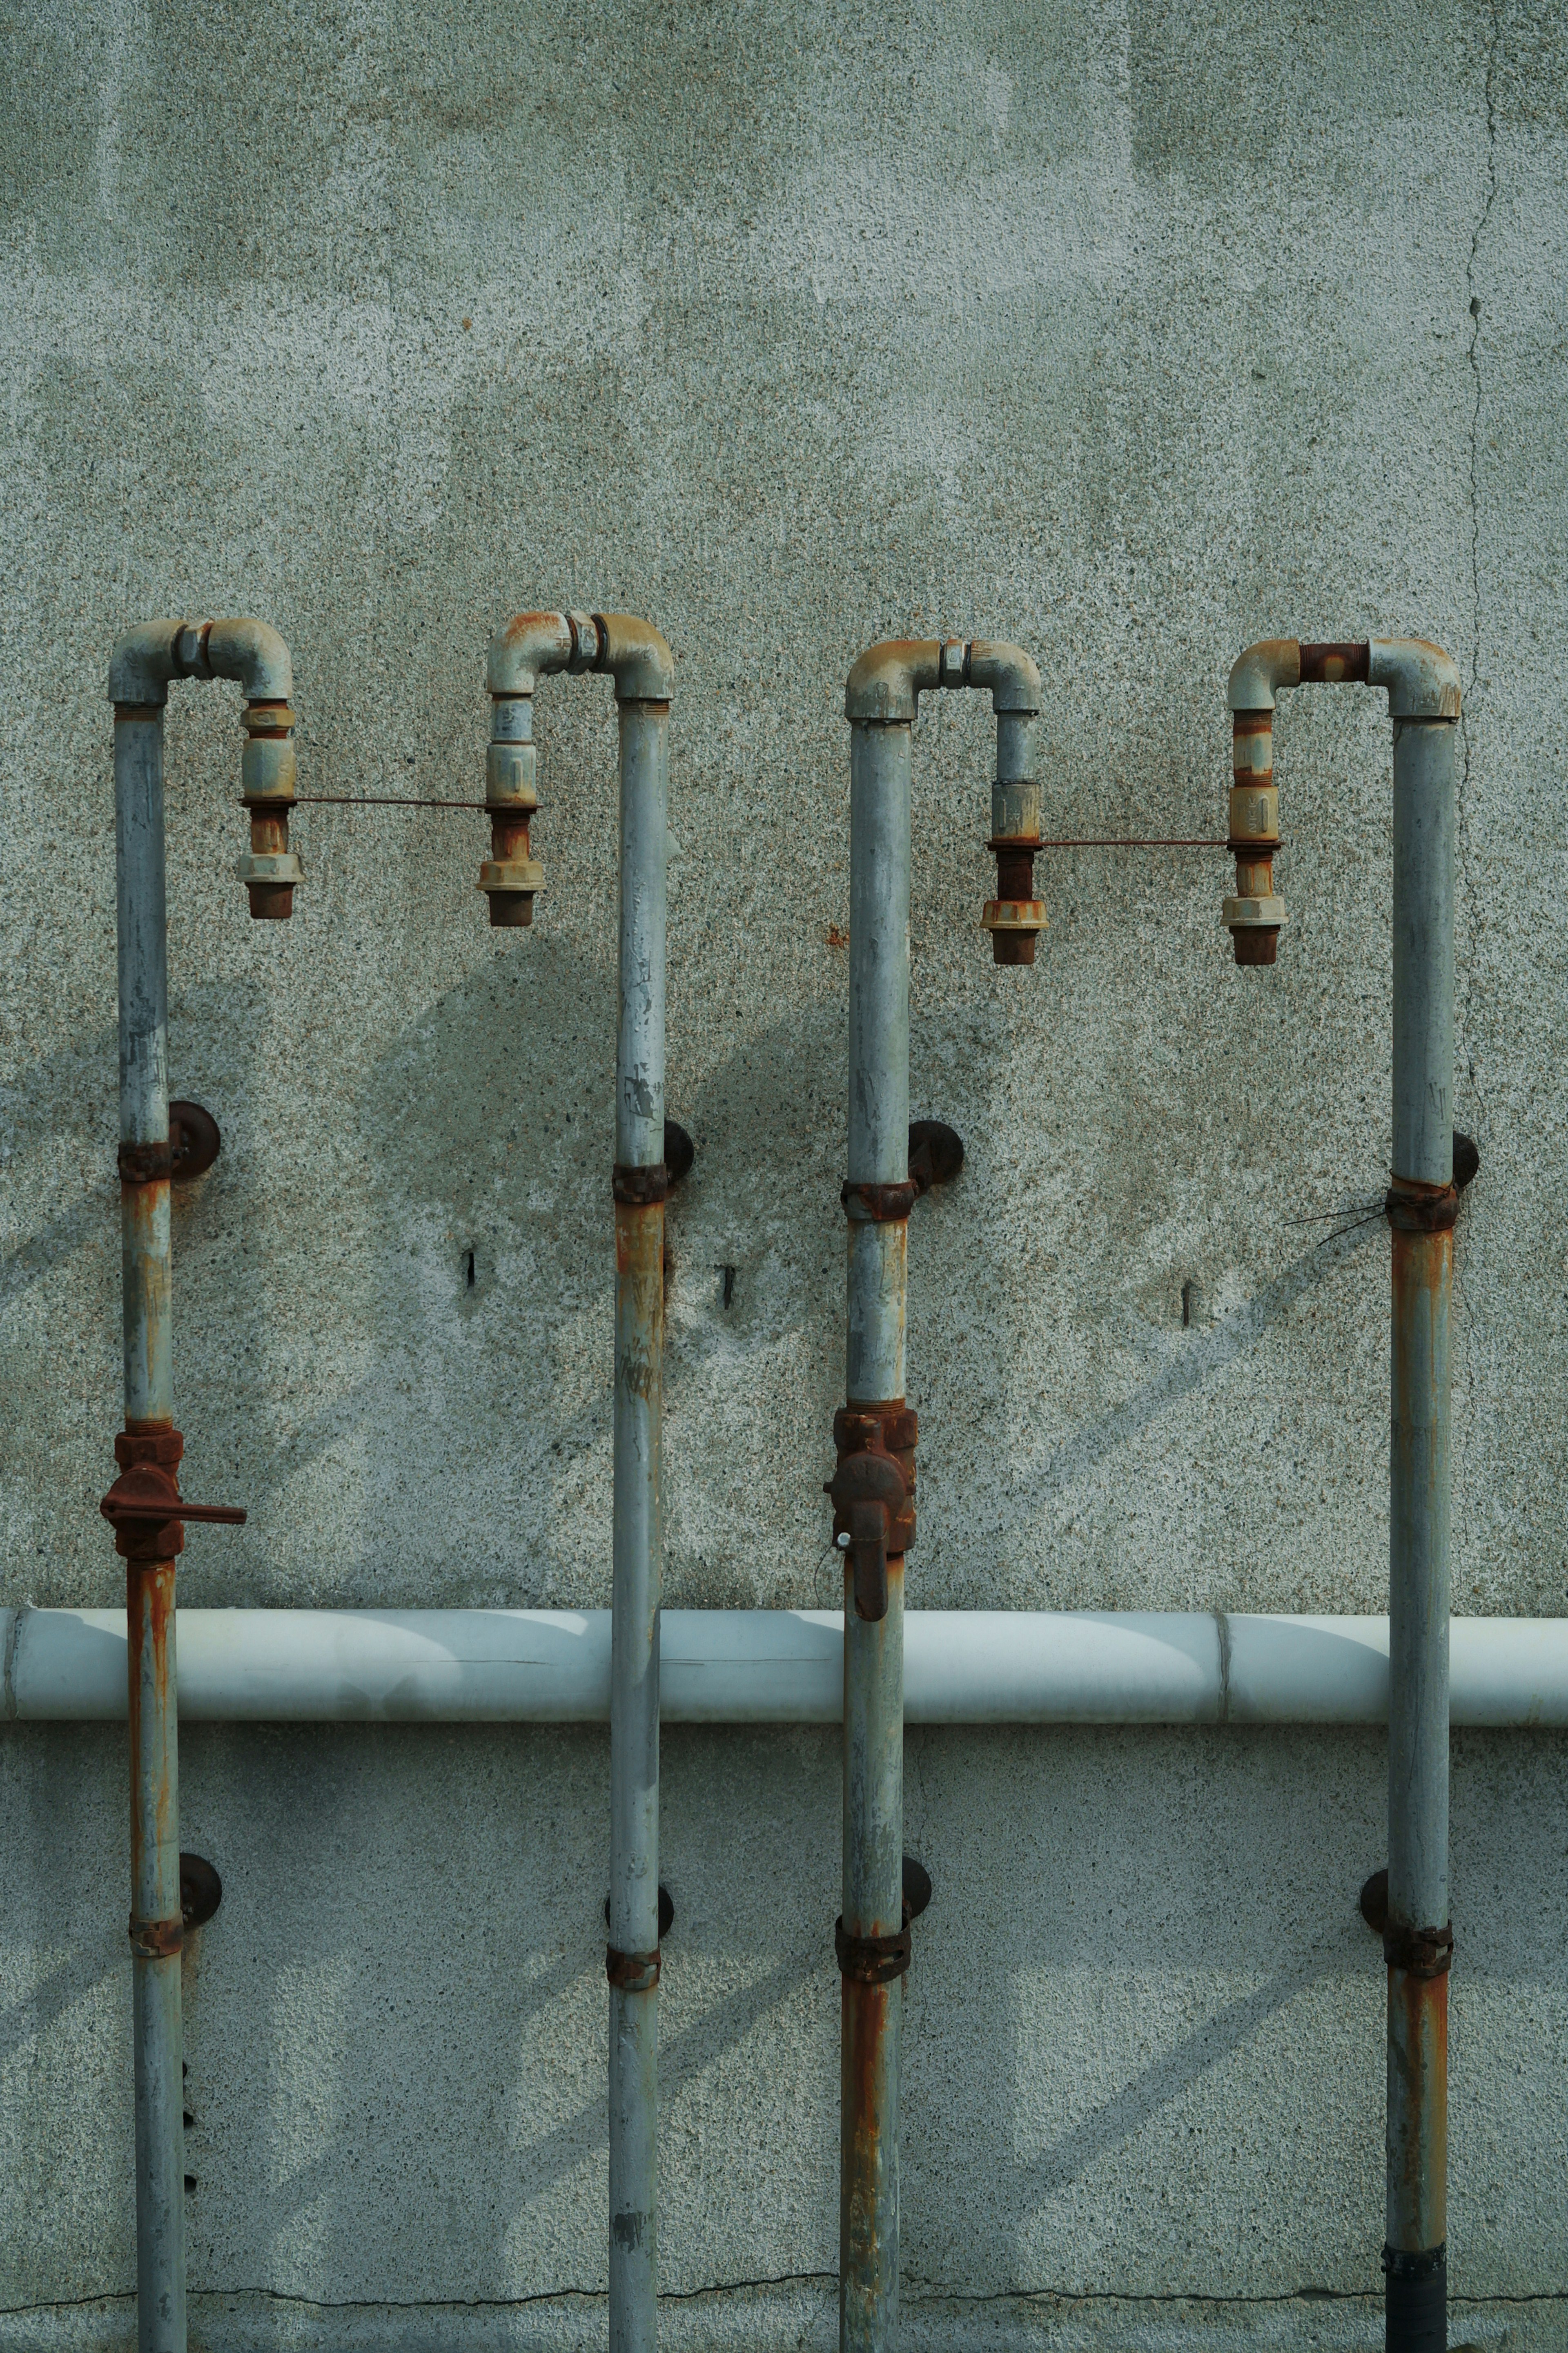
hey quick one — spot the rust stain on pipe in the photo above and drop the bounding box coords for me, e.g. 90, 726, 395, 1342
615, 1200, 665, 1404
1388, 1963, 1448, 2248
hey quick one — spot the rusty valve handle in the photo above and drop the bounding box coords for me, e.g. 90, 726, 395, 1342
100, 1464, 246, 1560
826, 1452, 908, 1623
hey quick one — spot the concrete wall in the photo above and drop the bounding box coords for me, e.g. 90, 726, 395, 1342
3, 0, 1567, 2341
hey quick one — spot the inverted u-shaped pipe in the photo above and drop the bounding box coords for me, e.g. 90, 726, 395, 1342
836, 637, 1042, 2353
481, 611, 673, 2353
1224, 634, 1461, 2353
105, 617, 300, 2353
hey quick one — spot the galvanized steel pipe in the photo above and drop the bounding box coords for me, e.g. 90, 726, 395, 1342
106, 617, 297, 2353
837, 638, 1042, 2353
1225, 633, 1461, 2353
482, 610, 673, 2353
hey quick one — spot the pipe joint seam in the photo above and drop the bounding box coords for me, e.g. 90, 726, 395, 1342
606, 1944, 660, 1992
835, 1914, 912, 1983
118, 1140, 172, 1185
614, 1162, 669, 1206
129, 1914, 184, 1959
842, 1178, 918, 1222
1385, 1183, 1459, 1233
1384, 1920, 1454, 1977
1383, 2244, 1447, 2282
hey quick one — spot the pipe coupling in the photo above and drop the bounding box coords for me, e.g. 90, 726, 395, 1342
239, 701, 302, 920
1225, 709, 1285, 964
613, 1162, 669, 1206
481, 692, 543, 927
983, 835, 1047, 966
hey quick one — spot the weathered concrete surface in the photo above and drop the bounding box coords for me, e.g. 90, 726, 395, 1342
3, 0, 1568, 2335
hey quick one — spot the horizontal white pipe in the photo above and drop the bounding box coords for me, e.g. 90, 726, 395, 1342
4, 1608, 1568, 1728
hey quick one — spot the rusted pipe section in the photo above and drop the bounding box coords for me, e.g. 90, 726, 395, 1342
1223, 632, 1461, 2353
482, 610, 675, 2353
107, 621, 287, 2353
835, 637, 1035, 2353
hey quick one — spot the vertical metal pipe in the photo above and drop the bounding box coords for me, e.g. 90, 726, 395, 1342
1385, 716, 1457, 2353
608, 698, 668, 2353
114, 709, 185, 2353
841, 718, 911, 2353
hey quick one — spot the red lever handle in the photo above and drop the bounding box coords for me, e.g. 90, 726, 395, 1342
102, 1499, 247, 1526
99, 1463, 247, 1560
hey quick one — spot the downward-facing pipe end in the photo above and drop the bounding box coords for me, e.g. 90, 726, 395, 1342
481, 610, 673, 926
846, 636, 1047, 961
109, 618, 301, 922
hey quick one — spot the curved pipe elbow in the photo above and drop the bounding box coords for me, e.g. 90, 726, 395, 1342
204, 620, 292, 702
1227, 639, 1303, 714
846, 641, 942, 724
595, 613, 674, 703
109, 618, 292, 706
967, 641, 1042, 715
108, 621, 186, 706
1370, 638, 1461, 720
487, 612, 575, 697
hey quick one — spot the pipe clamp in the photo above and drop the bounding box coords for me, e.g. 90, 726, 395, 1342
1383, 1920, 1454, 1977
835, 1916, 911, 1983
606, 1944, 660, 1992
129, 1914, 184, 1959
841, 1179, 918, 1222
1385, 1184, 1459, 1233
119, 1140, 172, 1184
613, 1162, 669, 1206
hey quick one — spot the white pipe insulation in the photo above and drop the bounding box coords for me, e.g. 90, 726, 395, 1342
4, 1608, 1568, 1728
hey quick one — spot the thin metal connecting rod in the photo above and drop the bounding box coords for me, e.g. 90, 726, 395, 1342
1224, 634, 1461, 2353
481, 611, 673, 2353
837, 638, 1041, 2353
106, 617, 296, 2353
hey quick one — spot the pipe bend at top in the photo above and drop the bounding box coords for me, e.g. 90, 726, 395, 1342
1228, 634, 1460, 721
1369, 637, 1462, 720
595, 612, 674, 703
845, 637, 1042, 724
845, 639, 942, 724
1227, 638, 1303, 714
486, 611, 576, 697
109, 617, 292, 707
487, 611, 673, 704
967, 640, 1042, 714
